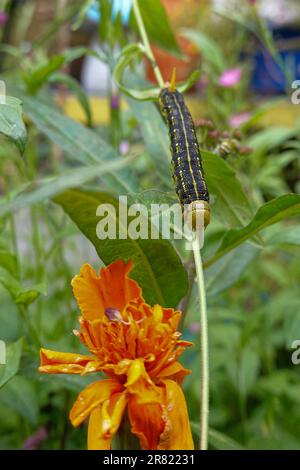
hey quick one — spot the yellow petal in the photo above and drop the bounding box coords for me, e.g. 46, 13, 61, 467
70, 379, 123, 427
39, 348, 96, 375
87, 392, 127, 450
158, 379, 194, 450
153, 304, 163, 323
157, 361, 191, 384
88, 406, 111, 450
101, 392, 127, 439
125, 359, 160, 404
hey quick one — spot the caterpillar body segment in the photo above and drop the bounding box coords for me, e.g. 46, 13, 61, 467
159, 87, 210, 229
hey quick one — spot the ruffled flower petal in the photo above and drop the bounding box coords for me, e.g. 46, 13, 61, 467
127, 379, 194, 450
125, 359, 161, 404
87, 392, 127, 450
100, 392, 127, 439
157, 361, 191, 384
71, 260, 142, 320
39, 349, 97, 375
158, 379, 194, 450
70, 379, 123, 427
88, 407, 111, 450
128, 395, 165, 450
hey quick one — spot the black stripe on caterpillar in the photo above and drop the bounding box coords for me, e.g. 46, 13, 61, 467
159, 87, 210, 228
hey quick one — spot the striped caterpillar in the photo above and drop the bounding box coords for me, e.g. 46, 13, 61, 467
159, 77, 210, 229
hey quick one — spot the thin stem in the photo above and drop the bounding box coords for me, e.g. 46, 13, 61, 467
132, 0, 165, 88
19, 304, 41, 350
192, 234, 209, 450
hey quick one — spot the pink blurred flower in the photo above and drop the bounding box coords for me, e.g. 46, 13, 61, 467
119, 140, 129, 155
23, 426, 48, 450
219, 68, 242, 88
197, 77, 208, 92
229, 111, 251, 128
0, 11, 7, 26
189, 322, 201, 333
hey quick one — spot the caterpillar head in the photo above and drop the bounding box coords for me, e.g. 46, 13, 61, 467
185, 200, 210, 231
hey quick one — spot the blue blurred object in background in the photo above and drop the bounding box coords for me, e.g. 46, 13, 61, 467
87, 0, 133, 25
251, 26, 300, 94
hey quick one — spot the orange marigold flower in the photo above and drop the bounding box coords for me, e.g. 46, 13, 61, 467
39, 260, 194, 450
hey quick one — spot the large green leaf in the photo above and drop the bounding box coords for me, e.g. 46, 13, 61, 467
0, 156, 135, 217
54, 189, 188, 307
0, 96, 27, 153
131, 0, 180, 56
0, 338, 23, 389
206, 194, 300, 266
19, 93, 138, 194
202, 150, 254, 228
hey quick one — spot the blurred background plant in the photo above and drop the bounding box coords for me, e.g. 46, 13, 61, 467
0, 0, 300, 450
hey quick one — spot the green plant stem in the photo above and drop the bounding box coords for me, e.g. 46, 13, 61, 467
192, 234, 209, 450
132, 0, 165, 88
18, 304, 40, 350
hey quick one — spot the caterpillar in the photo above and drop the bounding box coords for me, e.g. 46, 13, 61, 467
159, 75, 210, 229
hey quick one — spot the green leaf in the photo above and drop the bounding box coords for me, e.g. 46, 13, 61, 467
113, 44, 199, 100
0, 338, 23, 389
49, 73, 93, 127
15, 281, 47, 306
228, 347, 260, 398
54, 189, 188, 308
72, 0, 94, 30
0, 156, 135, 217
0, 96, 27, 154
202, 150, 254, 228
0, 250, 18, 276
19, 93, 138, 194
265, 225, 300, 247
0, 375, 38, 424
22, 47, 92, 95
191, 423, 244, 450
208, 428, 245, 450
127, 96, 171, 186
23, 55, 65, 94
0, 267, 46, 306
181, 29, 225, 72
205, 242, 259, 297
246, 126, 296, 153
132, 0, 180, 56
207, 194, 300, 266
